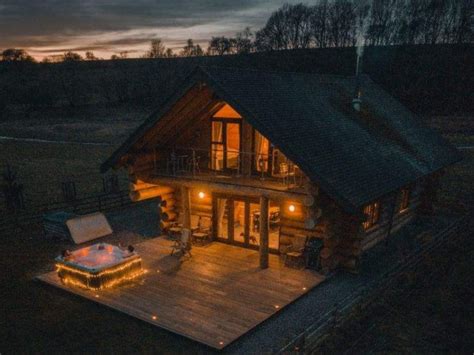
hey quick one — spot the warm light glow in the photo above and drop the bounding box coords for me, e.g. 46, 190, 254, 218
95, 294, 100, 298
274, 305, 280, 309
302, 287, 307, 291
288, 204, 296, 212
198, 191, 205, 199
152, 315, 157, 320
56, 258, 144, 290
213, 104, 242, 119
219, 341, 224, 345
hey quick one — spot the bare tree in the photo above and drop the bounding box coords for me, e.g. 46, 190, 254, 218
145, 39, 167, 58
208, 37, 236, 55
367, 0, 399, 46
62, 51, 83, 61
180, 39, 204, 57
453, 0, 474, 43
255, 3, 313, 51
235, 28, 255, 53
165, 48, 176, 58
311, 1, 330, 48
327, 0, 357, 47
1, 48, 35, 62
85, 51, 98, 60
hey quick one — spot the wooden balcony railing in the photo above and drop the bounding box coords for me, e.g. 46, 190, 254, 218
152, 147, 307, 189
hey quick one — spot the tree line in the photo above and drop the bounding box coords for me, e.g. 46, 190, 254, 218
1, 0, 472, 62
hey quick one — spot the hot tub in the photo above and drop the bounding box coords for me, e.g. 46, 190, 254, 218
55, 243, 143, 290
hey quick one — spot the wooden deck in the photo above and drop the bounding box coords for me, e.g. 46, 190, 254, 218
37, 237, 324, 349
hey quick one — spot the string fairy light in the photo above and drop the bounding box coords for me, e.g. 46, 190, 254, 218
56, 257, 144, 290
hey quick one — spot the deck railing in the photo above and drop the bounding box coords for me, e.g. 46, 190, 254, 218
153, 146, 307, 188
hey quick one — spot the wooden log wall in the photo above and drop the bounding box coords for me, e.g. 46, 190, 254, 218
417, 173, 442, 215
279, 201, 325, 243
127, 177, 178, 230
174, 189, 213, 219
361, 182, 423, 251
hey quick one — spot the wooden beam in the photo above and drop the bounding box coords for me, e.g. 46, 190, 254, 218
228, 199, 235, 243
212, 196, 218, 241
147, 175, 312, 204
181, 186, 191, 229
136, 85, 204, 150
129, 185, 174, 201
149, 89, 214, 149
162, 99, 223, 148
259, 196, 269, 269
244, 201, 250, 247
241, 120, 253, 176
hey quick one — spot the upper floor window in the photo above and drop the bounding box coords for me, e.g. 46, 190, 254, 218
399, 188, 410, 212
211, 120, 241, 171
213, 104, 242, 119
254, 130, 270, 173
253, 129, 297, 178
363, 202, 380, 230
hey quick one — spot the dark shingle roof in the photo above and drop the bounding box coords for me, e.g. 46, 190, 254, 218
103, 66, 461, 213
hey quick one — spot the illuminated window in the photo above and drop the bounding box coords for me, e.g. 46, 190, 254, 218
254, 130, 270, 173
363, 202, 380, 230
399, 188, 410, 212
210, 118, 240, 171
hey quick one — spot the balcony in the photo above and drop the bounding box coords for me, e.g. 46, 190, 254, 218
151, 147, 309, 193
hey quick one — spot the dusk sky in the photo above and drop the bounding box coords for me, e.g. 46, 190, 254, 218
0, 0, 304, 60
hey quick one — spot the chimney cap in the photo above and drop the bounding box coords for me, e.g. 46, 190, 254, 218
352, 98, 362, 112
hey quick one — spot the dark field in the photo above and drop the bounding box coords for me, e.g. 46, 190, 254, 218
314, 220, 474, 353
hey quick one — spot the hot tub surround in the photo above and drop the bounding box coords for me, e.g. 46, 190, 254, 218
55, 243, 143, 290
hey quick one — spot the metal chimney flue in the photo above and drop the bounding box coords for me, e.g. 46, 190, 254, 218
352, 49, 363, 112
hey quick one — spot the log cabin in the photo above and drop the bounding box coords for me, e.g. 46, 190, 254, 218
101, 66, 461, 273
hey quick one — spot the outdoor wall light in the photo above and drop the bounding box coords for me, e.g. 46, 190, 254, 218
288, 204, 296, 212
198, 191, 205, 199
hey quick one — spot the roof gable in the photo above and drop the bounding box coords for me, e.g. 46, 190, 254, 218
102, 66, 461, 213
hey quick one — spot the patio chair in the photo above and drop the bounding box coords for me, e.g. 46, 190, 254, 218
284, 234, 308, 269
166, 221, 183, 241
171, 228, 192, 257
192, 216, 211, 245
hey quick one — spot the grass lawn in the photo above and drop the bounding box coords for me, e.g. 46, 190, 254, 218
0, 140, 128, 210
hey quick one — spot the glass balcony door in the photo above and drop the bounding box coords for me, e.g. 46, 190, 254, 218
211, 119, 241, 172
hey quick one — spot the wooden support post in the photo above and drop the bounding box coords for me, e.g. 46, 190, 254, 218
259, 196, 269, 269
212, 196, 218, 241
244, 201, 250, 247
181, 186, 191, 229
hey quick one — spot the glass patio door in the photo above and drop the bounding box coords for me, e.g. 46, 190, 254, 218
214, 195, 260, 248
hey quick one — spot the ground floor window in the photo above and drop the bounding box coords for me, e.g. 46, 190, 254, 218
363, 201, 380, 230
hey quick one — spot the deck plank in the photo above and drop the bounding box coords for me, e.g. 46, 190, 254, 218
37, 237, 324, 349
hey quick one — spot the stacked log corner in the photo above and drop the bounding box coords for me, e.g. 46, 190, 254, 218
159, 190, 178, 231
128, 178, 178, 232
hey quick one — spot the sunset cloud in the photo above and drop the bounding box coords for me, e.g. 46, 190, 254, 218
0, 0, 303, 59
